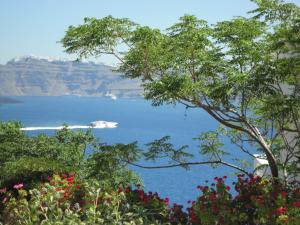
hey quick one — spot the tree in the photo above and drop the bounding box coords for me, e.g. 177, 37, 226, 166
0, 121, 141, 189
61, 0, 300, 181
0, 121, 94, 187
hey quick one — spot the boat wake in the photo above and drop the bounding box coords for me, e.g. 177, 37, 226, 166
21, 121, 118, 131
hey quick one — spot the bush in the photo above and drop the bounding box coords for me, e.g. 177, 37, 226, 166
0, 121, 95, 188
2, 174, 300, 224
188, 175, 300, 225
0, 174, 184, 225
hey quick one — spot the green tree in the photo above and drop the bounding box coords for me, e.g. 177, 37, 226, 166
0, 121, 94, 187
0, 121, 144, 190
61, 0, 300, 181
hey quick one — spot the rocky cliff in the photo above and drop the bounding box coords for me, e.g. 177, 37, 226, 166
0, 56, 142, 97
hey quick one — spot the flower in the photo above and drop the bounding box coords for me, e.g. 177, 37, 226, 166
13, 183, 23, 190
2, 197, 7, 204
75, 184, 81, 189
280, 192, 287, 198
277, 206, 288, 215
293, 201, 300, 208
0, 187, 7, 193
66, 176, 74, 183
164, 197, 170, 205
63, 192, 69, 199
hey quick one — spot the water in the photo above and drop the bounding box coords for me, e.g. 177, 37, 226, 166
0, 96, 252, 205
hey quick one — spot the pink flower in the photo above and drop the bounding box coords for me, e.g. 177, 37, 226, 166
0, 188, 7, 193
13, 183, 23, 190
2, 197, 8, 204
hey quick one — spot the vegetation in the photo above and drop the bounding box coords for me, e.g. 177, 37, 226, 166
0, 0, 300, 224
62, 0, 300, 182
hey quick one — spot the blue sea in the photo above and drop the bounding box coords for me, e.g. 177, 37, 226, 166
0, 96, 252, 205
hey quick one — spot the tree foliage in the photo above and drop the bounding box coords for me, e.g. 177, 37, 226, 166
0, 121, 142, 189
62, 0, 300, 181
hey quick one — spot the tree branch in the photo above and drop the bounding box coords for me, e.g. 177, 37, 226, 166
125, 160, 249, 175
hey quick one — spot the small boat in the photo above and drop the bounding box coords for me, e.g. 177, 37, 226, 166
90, 121, 118, 128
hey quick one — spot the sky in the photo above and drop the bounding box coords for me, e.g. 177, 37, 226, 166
1, 0, 300, 65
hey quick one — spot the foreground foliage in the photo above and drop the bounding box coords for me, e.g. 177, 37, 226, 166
1, 174, 173, 225
1, 174, 300, 224
189, 175, 300, 225
1, 121, 300, 224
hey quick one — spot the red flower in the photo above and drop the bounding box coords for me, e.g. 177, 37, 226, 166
209, 193, 217, 201
65, 186, 71, 191
293, 201, 300, 208
190, 213, 197, 222
277, 206, 288, 215
75, 184, 81, 189
226, 186, 231, 191
280, 192, 287, 198
164, 197, 170, 205
66, 176, 74, 183
63, 192, 69, 198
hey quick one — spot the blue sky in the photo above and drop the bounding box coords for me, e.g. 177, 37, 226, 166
1, 0, 299, 65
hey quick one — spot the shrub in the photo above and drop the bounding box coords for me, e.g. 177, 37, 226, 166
188, 175, 300, 225
2, 174, 300, 224
0, 174, 185, 225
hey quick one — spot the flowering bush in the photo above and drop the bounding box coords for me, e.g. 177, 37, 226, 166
1, 174, 300, 225
188, 174, 300, 225
0, 174, 186, 225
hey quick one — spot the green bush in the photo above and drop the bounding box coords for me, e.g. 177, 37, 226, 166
1, 174, 175, 225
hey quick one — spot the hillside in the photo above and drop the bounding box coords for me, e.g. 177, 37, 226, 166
0, 56, 142, 97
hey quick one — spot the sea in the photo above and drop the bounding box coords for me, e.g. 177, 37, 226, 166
0, 96, 253, 205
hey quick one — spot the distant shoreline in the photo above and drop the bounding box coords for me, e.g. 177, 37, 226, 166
0, 97, 21, 104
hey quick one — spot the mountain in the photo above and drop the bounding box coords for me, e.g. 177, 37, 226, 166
0, 56, 142, 97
